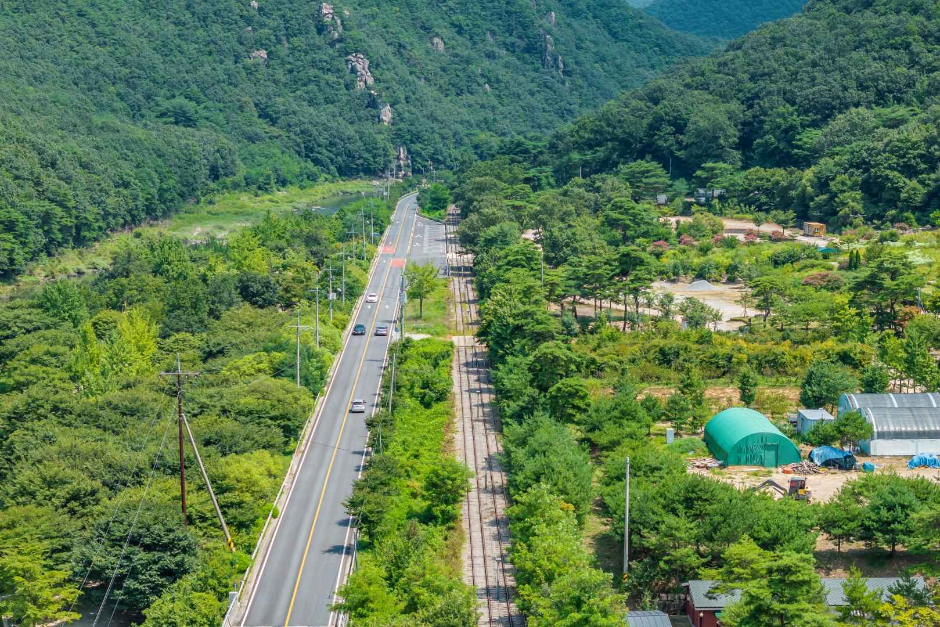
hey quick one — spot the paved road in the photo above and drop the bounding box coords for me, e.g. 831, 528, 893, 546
241, 193, 420, 627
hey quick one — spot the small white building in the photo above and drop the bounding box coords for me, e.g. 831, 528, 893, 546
796, 408, 834, 434
839, 393, 940, 456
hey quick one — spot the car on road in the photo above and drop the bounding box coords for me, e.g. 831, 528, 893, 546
366, 292, 378, 303
375, 325, 389, 336
350, 399, 367, 413
352, 324, 366, 335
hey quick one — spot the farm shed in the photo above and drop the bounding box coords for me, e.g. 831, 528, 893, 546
703, 408, 801, 467
796, 408, 834, 434
626, 610, 671, 627
685, 577, 924, 626
839, 393, 940, 456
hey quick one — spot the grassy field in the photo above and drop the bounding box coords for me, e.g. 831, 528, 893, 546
164, 180, 373, 240
404, 278, 451, 339
7, 180, 374, 291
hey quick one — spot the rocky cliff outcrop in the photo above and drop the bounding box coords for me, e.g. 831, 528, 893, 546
320, 3, 343, 39
397, 146, 411, 175
430, 36, 445, 52
380, 103, 393, 125
346, 53, 374, 89
541, 33, 564, 75
249, 49, 268, 63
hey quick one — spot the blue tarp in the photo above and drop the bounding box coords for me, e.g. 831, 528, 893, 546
908, 454, 940, 469
809, 446, 857, 470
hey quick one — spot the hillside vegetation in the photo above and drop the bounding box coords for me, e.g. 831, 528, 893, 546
645, 0, 807, 38
0, 189, 402, 624
555, 0, 940, 229
0, 0, 713, 278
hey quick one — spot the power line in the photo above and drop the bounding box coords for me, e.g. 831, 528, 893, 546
69, 380, 175, 613
92, 411, 175, 627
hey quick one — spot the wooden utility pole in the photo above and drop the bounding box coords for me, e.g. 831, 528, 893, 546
160, 355, 201, 525
288, 313, 310, 389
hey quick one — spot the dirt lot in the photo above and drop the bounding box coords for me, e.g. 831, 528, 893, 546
653, 279, 747, 331
693, 456, 940, 504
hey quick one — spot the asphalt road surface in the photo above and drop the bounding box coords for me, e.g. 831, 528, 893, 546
242, 193, 422, 627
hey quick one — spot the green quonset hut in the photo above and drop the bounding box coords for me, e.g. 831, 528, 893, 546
703, 408, 801, 467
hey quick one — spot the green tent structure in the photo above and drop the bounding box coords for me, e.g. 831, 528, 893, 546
703, 408, 801, 467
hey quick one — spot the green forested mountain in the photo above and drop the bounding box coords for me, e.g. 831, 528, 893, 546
645, 0, 807, 38
554, 0, 940, 227
0, 0, 713, 277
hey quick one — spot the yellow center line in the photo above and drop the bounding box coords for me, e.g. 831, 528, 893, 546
282, 196, 415, 627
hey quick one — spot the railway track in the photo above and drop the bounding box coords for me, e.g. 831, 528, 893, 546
446, 206, 521, 627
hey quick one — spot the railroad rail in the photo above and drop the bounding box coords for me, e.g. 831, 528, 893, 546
446, 206, 521, 627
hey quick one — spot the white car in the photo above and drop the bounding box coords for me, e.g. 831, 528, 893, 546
350, 399, 367, 413
366, 292, 378, 303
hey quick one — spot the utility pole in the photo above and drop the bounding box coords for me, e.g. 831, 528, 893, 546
623, 457, 630, 579
340, 244, 353, 307
160, 355, 201, 525
399, 274, 407, 338
370, 201, 375, 246
361, 209, 367, 259
308, 279, 321, 349
328, 263, 334, 322
289, 313, 310, 389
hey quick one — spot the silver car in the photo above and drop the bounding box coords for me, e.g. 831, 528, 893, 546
350, 399, 367, 413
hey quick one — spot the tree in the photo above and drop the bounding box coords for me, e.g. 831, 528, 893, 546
617, 160, 670, 202
840, 567, 881, 624
818, 492, 862, 552
830, 411, 873, 450
529, 341, 584, 392
799, 361, 858, 411
712, 538, 835, 627
405, 262, 438, 318
876, 596, 940, 627
664, 392, 693, 435
738, 369, 758, 407
236, 272, 279, 309
604, 199, 659, 245
861, 482, 920, 555
546, 377, 591, 424
72, 494, 199, 609
0, 542, 80, 627
417, 184, 451, 218
424, 459, 472, 525
139, 576, 224, 627
37, 280, 88, 328
860, 364, 891, 393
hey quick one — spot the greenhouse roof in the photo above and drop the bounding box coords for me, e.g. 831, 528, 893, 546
857, 407, 940, 440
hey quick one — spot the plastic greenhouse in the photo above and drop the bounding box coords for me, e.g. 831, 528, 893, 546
703, 408, 801, 467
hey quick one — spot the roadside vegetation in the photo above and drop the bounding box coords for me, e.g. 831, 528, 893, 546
335, 337, 476, 626
0, 189, 403, 625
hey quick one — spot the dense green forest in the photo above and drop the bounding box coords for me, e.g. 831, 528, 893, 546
450, 144, 940, 622
644, 0, 807, 38
0, 0, 714, 278
0, 193, 396, 625
553, 0, 940, 229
